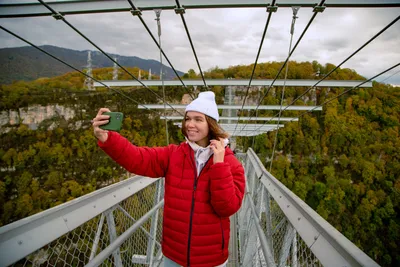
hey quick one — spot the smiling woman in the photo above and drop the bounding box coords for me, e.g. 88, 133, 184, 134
182, 91, 229, 148
92, 91, 245, 267
184, 111, 210, 146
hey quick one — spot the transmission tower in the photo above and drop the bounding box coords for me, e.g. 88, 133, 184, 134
84, 51, 94, 91
113, 57, 118, 80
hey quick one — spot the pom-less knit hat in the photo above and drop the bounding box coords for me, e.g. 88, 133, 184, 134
185, 91, 219, 122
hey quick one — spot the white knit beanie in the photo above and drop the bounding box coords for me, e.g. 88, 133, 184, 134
185, 91, 219, 122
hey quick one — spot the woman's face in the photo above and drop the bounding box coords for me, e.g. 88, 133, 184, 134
185, 111, 210, 147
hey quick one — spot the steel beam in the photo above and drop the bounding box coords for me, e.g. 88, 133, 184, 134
161, 116, 299, 121
105, 209, 123, 267
89, 214, 105, 261
94, 79, 372, 88
1, 0, 399, 18
173, 122, 279, 136
228, 131, 275, 136
141, 104, 322, 111
220, 125, 285, 129
173, 122, 284, 128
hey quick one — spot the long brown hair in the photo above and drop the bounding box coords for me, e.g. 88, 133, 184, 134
181, 113, 229, 141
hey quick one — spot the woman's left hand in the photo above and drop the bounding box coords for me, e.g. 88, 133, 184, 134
210, 138, 225, 164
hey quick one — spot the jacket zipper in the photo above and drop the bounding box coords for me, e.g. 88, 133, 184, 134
220, 218, 225, 252
186, 148, 211, 267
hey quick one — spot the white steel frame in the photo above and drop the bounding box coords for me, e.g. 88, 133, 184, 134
1, 0, 399, 18
93, 79, 373, 88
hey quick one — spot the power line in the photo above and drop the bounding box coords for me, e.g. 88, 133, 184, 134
0, 25, 179, 121
257, 62, 399, 174
154, 9, 170, 146
233, 0, 326, 136
378, 68, 400, 84
295, 62, 400, 120
253, 13, 400, 133
38, 0, 184, 116
126, 0, 195, 100
232, 0, 278, 136
268, 6, 300, 172
175, 0, 208, 88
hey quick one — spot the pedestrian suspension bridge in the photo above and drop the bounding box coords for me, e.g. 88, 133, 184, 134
0, 0, 399, 266
0, 149, 380, 267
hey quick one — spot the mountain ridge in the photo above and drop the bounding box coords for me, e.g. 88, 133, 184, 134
0, 45, 184, 84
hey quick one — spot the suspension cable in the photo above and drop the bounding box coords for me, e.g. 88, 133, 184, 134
232, 0, 277, 137
235, 0, 325, 138
37, 0, 184, 116
175, 0, 207, 88
378, 68, 400, 84
253, 13, 400, 132
0, 25, 173, 119
155, 10, 170, 146
294, 62, 400, 120
240, 0, 324, 149
126, 0, 195, 100
268, 6, 300, 172
254, 0, 326, 110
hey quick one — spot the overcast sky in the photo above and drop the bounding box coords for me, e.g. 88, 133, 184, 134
0, 4, 399, 85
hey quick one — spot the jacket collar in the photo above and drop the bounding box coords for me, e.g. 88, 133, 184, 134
184, 137, 229, 150
181, 138, 233, 157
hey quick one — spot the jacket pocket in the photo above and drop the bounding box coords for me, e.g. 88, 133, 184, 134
219, 218, 225, 252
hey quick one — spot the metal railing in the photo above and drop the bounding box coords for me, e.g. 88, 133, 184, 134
0, 149, 379, 267
0, 176, 165, 267
237, 149, 379, 267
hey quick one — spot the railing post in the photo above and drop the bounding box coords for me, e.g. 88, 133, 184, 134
86, 200, 164, 267
238, 195, 249, 265
89, 214, 105, 261
229, 213, 239, 266
242, 205, 258, 266
256, 185, 264, 220
245, 153, 251, 174
239, 159, 253, 266
245, 158, 254, 195
264, 185, 274, 250
105, 207, 123, 267
245, 189, 277, 267
146, 179, 163, 265
291, 231, 298, 267
255, 185, 267, 267
278, 223, 295, 267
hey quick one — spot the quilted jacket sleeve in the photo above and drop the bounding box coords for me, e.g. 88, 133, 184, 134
98, 131, 170, 178
209, 156, 245, 217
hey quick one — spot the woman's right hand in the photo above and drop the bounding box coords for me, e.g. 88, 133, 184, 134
92, 108, 111, 143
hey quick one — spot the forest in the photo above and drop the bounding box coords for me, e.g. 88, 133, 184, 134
0, 61, 398, 266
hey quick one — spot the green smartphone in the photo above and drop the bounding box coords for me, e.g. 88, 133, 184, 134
99, 112, 124, 132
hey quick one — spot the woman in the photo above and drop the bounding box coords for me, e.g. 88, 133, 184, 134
92, 91, 245, 267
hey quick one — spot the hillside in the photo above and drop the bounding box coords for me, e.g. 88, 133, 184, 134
0, 45, 184, 84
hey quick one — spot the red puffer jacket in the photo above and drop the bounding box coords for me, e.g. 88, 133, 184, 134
98, 132, 245, 267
